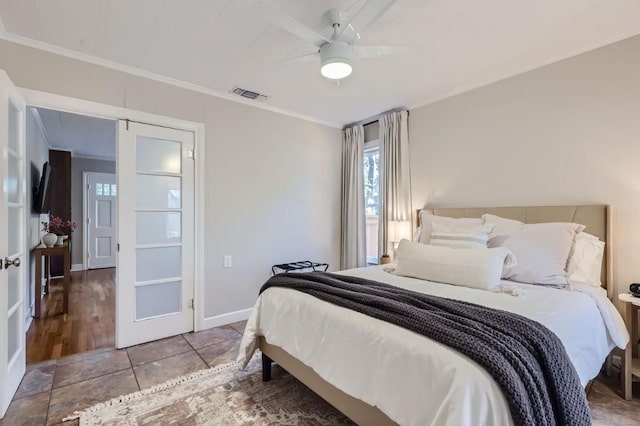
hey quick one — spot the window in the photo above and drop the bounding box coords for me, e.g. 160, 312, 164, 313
95, 183, 117, 196
364, 140, 380, 265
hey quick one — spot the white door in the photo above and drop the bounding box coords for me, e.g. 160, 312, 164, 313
86, 172, 117, 269
0, 71, 26, 418
116, 121, 194, 348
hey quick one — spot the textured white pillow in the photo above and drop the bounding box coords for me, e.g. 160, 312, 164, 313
430, 223, 495, 249
488, 222, 585, 286
567, 232, 605, 286
482, 213, 525, 236
418, 213, 483, 244
394, 239, 516, 291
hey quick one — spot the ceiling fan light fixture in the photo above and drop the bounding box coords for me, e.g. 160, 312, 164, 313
321, 60, 352, 80
320, 41, 353, 80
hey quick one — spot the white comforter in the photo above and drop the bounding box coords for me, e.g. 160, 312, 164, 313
238, 265, 629, 426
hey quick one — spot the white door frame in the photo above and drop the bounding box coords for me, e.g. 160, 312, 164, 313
82, 171, 117, 271
20, 88, 206, 333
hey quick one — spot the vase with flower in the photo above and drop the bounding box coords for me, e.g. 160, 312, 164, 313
42, 216, 77, 247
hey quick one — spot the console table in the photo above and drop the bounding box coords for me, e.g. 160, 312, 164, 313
33, 240, 70, 318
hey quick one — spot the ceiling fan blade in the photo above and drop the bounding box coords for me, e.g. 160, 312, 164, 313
272, 52, 320, 66
337, 0, 397, 40
354, 45, 414, 58
258, 1, 330, 47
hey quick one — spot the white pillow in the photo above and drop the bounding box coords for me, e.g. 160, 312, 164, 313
488, 222, 585, 286
418, 213, 483, 244
567, 232, 605, 287
394, 239, 516, 292
482, 213, 524, 236
430, 222, 495, 249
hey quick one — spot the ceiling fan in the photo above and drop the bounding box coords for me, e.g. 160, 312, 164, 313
259, 0, 409, 80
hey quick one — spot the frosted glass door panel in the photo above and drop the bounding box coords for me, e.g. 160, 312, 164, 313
7, 154, 19, 203
7, 265, 19, 309
8, 99, 18, 152
136, 246, 181, 282
136, 212, 181, 244
136, 137, 181, 174
7, 310, 19, 362
135, 281, 181, 320
136, 175, 181, 209
8, 207, 20, 255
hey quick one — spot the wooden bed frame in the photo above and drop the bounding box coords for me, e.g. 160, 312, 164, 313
260, 205, 612, 425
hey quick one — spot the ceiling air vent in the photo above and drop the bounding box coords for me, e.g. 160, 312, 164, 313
230, 86, 269, 102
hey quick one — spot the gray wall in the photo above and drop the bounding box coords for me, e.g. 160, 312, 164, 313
409, 34, 640, 300
0, 39, 342, 319
25, 108, 49, 320
70, 157, 116, 266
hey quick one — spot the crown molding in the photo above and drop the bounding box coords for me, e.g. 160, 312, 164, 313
0, 24, 342, 129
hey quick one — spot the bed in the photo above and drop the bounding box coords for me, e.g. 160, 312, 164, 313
238, 205, 629, 425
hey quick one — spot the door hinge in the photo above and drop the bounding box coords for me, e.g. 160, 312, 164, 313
117, 243, 120, 252
189, 299, 194, 309
126, 119, 130, 131
87, 251, 90, 259
87, 217, 90, 224
187, 148, 195, 160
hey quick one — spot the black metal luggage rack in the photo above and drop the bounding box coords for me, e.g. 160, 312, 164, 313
271, 260, 329, 276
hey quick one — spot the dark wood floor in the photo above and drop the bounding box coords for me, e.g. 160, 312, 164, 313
26, 268, 115, 364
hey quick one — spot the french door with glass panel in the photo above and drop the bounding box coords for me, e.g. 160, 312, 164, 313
0, 71, 26, 418
116, 121, 194, 348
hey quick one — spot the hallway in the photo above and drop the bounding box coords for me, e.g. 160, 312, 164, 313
26, 268, 115, 364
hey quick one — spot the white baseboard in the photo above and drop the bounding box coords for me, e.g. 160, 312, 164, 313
200, 308, 252, 331
71, 263, 84, 272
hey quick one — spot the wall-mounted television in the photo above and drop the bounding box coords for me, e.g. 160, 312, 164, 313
33, 161, 51, 214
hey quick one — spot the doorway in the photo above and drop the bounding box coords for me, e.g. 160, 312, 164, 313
1, 76, 204, 414
23, 106, 199, 362
25, 107, 118, 363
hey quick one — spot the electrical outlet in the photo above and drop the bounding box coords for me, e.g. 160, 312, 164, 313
224, 255, 232, 268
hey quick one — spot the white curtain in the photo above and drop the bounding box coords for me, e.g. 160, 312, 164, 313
379, 110, 412, 257
340, 125, 366, 269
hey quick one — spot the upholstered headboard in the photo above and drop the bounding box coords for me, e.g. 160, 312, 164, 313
417, 205, 611, 292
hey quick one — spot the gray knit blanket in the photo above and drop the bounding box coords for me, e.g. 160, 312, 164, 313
260, 272, 591, 426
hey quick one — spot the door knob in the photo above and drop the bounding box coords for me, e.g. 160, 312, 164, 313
4, 257, 20, 268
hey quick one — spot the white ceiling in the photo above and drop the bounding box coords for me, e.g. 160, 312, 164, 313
34, 107, 116, 160
3, 1, 640, 126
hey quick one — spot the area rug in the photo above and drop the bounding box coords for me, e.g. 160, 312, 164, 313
63, 355, 353, 425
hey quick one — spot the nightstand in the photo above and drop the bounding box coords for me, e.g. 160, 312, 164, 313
618, 293, 640, 400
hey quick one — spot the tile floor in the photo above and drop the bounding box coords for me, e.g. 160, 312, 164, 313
0, 321, 246, 426
3, 319, 639, 426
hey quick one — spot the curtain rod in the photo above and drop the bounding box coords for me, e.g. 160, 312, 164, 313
344, 107, 408, 129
